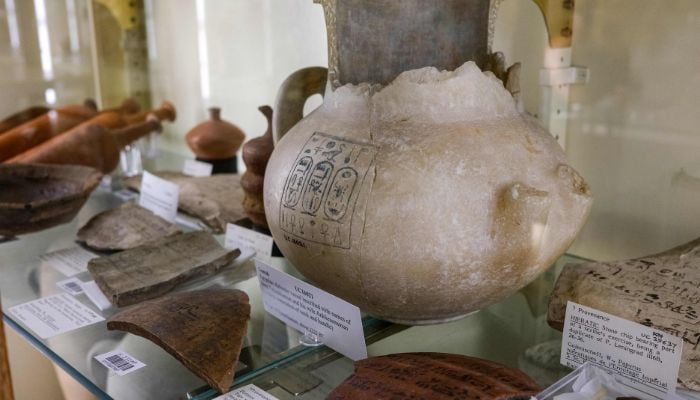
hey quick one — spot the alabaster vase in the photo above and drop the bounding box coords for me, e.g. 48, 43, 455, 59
264, 0, 591, 324
264, 61, 592, 325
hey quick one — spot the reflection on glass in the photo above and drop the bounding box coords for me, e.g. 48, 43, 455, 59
4, 0, 20, 50
43, 87, 56, 104
195, 0, 210, 101
33, 0, 53, 80
65, 0, 80, 53
119, 145, 143, 177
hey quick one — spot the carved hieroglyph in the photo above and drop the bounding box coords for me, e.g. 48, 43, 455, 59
265, 62, 592, 324
548, 238, 700, 391
124, 172, 244, 233
328, 353, 540, 399
87, 231, 240, 307
108, 289, 250, 394
279, 132, 377, 249
77, 202, 180, 251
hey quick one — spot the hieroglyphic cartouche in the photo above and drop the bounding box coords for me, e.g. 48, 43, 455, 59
279, 132, 376, 249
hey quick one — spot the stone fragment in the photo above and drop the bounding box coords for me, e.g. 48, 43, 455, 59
77, 202, 180, 251
548, 237, 700, 390
88, 231, 240, 307
124, 172, 244, 233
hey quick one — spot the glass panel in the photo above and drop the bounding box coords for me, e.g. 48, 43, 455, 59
564, 1, 700, 260
0, 0, 94, 113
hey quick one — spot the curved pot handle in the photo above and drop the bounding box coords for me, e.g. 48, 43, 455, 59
272, 66, 328, 144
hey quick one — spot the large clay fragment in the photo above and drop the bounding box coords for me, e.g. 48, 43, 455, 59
548, 237, 700, 390
0, 163, 102, 236
77, 202, 181, 251
328, 352, 541, 400
124, 172, 244, 233
87, 231, 240, 307
107, 289, 250, 393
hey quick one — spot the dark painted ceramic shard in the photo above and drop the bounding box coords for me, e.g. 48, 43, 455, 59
0, 163, 102, 236
87, 231, 240, 307
328, 352, 541, 400
548, 237, 700, 391
124, 172, 244, 233
77, 202, 181, 251
107, 289, 250, 393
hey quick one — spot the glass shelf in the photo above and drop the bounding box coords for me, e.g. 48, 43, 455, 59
0, 151, 590, 400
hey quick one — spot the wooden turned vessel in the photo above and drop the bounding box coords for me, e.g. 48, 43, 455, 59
241, 106, 274, 228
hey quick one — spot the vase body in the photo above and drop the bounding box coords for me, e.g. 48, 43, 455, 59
264, 0, 592, 325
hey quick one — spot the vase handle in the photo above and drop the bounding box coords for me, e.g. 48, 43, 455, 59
272, 66, 328, 144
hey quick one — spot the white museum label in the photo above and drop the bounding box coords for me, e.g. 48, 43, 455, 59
39, 246, 97, 277
213, 384, 279, 400
81, 281, 112, 311
138, 171, 179, 223
255, 261, 367, 361
56, 277, 84, 295
95, 350, 146, 376
225, 223, 274, 263
182, 158, 213, 177
562, 301, 683, 399
8, 294, 104, 339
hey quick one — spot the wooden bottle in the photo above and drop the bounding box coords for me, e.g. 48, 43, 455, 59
241, 105, 274, 228
8, 115, 162, 173
124, 101, 176, 125
0, 106, 50, 135
0, 100, 98, 161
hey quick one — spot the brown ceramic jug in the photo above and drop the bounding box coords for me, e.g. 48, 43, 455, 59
186, 107, 245, 173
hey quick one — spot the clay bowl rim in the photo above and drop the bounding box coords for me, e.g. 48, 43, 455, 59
0, 163, 104, 210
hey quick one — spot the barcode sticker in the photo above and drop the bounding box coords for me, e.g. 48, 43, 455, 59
56, 278, 84, 295
95, 350, 146, 376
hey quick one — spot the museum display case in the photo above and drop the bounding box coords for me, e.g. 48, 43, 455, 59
1, 1, 700, 399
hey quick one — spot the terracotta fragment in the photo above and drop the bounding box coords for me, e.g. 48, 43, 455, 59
0, 163, 102, 236
547, 237, 700, 390
107, 289, 250, 393
87, 231, 240, 307
328, 353, 541, 400
77, 202, 181, 251
124, 172, 244, 233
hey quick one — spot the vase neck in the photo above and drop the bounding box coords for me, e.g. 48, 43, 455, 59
317, 0, 492, 88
